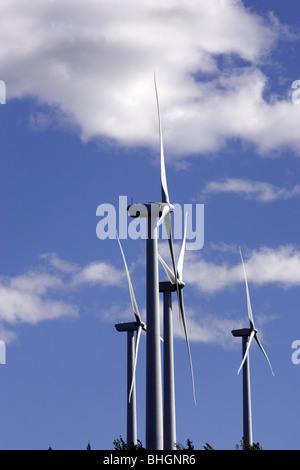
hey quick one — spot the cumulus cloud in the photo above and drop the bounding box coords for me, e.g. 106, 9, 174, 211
0, 285, 78, 325
0, 268, 78, 327
241, 245, 300, 287
184, 244, 300, 293
72, 261, 125, 287
41, 251, 125, 287
0, 253, 127, 340
172, 307, 241, 348
203, 178, 300, 202
40, 252, 77, 273
4, 246, 294, 347
1, 0, 299, 156
157, 244, 296, 347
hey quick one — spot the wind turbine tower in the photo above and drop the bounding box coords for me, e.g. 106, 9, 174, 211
158, 211, 194, 450
115, 235, 146, 448
232, 247, 274, 447
115, 321, 139, 447
159, 279, 177, 450
128, 202, 164, 450
231, 327, 253, 446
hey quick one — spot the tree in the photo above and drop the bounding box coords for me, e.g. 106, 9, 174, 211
113, 436, 144, 451
235, 437, 263, 450
112, 435, 264, 450
203, 442, 214, 450
175, 439, 195, 450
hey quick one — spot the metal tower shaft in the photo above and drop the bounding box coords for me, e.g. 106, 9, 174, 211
159, 281, 177, 450
232, 328, 253, 447
128, 203, 164, 450
115, 321, 139, 447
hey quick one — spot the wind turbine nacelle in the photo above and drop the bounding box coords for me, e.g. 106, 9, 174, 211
159, 280, 185, 292
127, 202, 174, 219
115, 321, 138, 332
231, 328, 252, 337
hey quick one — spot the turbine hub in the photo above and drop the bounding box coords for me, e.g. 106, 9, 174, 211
159, 202, 175, 215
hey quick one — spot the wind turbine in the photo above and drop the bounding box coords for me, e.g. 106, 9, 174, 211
115, 234, 146, 448
127, 75, 195, 449
158, 212, 196, 450
126, 76, 170, 450
154, 77, 195, 404
232, 247, 274, 447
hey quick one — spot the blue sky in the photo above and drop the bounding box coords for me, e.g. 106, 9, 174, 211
0, 0, 299, 450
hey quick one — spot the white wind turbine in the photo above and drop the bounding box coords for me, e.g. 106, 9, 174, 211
232, 247, 274, 446
127, 75, 196, 449
115, 234, 146, 448
158, 211, 196, 450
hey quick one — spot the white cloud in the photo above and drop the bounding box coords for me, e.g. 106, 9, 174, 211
184, 257, 240, 293
0, 245, 297, 346
184, 244, 300, 293
203, 178, 300, 202
40, 252, 126, 287
0, 285, 78, 325
2, 246, 288, 348
0, 253, 127, 339
72, 261, 125, 287
172, 306, 241, 348
0, 325, 16, 344
159, 244, 291, 347
242, 245, 300, 287
40, 252, 77, 273
9, 271, 63, 295
1, 0, 299, 156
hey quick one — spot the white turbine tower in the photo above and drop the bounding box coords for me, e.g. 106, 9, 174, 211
158, 212, 196, 450
127, 195, 164, 450
115, 234, 146, 448
232, 247, 274, 446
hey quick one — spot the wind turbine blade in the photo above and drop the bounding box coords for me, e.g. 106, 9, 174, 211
154, 73, 170, 204
158, 253, 176, 284
237, 329, 255, 375
177, 287, 196, 405
128, 325, 142, 403
163, 211, 177, 286
177, 212, 188, 283
239, 247, 255, 329
254, 333, 275, 376
157, 204, 170, 227
116, 233, 141, 324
